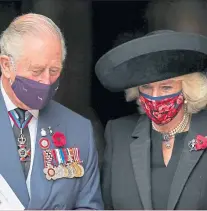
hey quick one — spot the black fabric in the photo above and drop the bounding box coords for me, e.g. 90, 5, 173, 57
151, 129, 187, 210
13, 108, 31, 178
95, 29, 207, 92
101, 50, 207, 92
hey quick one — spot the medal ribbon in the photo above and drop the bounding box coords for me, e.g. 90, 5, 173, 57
59, 148, 65, 164
8, 110, 33, 129
73, 148, 81, 163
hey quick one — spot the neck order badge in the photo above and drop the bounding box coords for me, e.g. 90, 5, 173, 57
8, 110, 33, 161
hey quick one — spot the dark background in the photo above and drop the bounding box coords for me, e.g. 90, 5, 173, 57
92, 1, 149, 125
0, 0, 150, 126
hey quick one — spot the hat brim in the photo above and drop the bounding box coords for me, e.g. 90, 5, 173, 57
95, 32, 207, 91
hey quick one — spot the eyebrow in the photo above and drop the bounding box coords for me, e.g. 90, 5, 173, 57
160, 80, 174, 85
29, 65, 62, 70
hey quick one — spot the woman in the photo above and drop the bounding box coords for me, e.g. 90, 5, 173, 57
95, 29, 207, 209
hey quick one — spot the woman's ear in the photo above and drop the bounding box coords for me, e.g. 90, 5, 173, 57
0, 55, 12, 79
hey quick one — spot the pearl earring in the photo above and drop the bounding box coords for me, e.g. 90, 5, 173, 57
184, 100, 187, 104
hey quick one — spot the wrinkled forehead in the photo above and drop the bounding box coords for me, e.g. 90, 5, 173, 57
16, 34, 62, 66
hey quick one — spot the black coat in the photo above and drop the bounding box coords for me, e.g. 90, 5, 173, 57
102, 110, 207, 209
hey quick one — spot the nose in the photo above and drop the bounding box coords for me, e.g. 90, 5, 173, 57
152, 88, 159, 97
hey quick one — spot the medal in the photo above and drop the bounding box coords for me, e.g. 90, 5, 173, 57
43, 164, 56, 180
62, 165, 74, 178
8, 110, 33, 162
76, 163, 84, 177
66, 164, 75, 178
39, 138, 50, 150
70, 162, 84, 178
54, 165, 65, 180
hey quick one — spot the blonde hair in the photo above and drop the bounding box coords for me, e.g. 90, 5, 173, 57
125, 72, 207, 114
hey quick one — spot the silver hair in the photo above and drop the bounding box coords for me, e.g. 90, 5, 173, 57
0, 13, 66, 63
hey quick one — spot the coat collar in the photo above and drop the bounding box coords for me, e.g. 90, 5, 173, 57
130, 115, 152, 209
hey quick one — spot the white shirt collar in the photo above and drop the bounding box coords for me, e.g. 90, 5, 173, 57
0, 79, 39, 118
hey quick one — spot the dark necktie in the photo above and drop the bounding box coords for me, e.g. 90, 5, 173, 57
12, 108, 31, 178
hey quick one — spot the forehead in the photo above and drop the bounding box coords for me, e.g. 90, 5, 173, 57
146, 78, 181, 86
21, 34, 62, 67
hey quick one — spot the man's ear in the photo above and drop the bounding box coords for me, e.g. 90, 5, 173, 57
0, 55, 12, 79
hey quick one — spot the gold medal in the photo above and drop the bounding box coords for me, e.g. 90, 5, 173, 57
71, 162, 84, 178
76, 163, 84, 177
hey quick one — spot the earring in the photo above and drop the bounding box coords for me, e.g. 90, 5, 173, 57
184, 100, 187, 104
9, 78, 12, 84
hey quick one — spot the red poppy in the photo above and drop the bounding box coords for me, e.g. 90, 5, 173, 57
195, 135, 207, 151
52, 132, 66, 148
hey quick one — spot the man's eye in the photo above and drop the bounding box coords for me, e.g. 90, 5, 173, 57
32, 70, 38, 73
50, 69, 60, 75
32, 70, 42, 76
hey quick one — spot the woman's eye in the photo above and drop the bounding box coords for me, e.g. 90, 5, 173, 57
162, 86, 172, 90
141, 84, 151, 89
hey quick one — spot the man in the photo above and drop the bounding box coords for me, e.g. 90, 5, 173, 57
0, 13, 103, 209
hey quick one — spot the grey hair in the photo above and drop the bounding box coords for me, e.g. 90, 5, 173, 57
125, 72, 207, 114
0, 13, 66, 63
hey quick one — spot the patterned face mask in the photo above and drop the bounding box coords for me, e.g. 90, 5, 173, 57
139, 91, 184, 125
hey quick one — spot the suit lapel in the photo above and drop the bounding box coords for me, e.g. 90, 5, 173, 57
130, 116, 152, 210
0, 92, 30, 208
167, 112, 206, 209
28, 103, 60, 209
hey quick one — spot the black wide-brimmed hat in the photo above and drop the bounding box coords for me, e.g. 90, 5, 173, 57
95, 30, 207, 92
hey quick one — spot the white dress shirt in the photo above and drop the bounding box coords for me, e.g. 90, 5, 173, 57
0, 80, 39, 197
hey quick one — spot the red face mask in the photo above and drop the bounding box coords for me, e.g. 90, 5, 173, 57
139, 91, 184, 125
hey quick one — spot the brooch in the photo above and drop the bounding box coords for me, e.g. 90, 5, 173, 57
188, 135, 207, 151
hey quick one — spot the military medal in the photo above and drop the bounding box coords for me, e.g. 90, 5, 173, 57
41, 129, 85, 180
69, 148, 84, 177
66, 164, 75, 178
39, 138, 50, 149
8, 110, 33, 162
70, 162, 84, 178
43, 164, 56, 180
